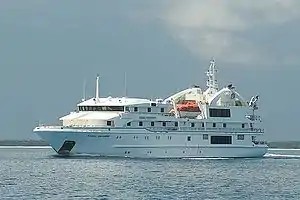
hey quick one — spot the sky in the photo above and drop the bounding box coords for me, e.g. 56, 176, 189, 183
0, 0, 299, 141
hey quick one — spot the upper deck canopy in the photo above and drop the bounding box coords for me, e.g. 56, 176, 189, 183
77, 97, 159, 107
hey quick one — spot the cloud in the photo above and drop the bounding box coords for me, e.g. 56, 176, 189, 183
162, 0, 300, 65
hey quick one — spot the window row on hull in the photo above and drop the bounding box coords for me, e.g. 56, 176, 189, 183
125, 121, 250, 129
112, 134, 245, 143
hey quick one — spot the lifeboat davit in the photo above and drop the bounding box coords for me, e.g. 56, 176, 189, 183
176, 100, 200, 112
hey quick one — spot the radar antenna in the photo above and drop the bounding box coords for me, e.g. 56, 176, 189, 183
205, 58, 218, 94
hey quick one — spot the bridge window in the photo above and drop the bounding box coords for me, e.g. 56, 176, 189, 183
209, 108, 231, 117
211, 136, 232, 144
151, 103, 156, 106
79, 106, 124, 112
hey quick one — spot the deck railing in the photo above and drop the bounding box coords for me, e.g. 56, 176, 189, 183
36, 124, 264, 133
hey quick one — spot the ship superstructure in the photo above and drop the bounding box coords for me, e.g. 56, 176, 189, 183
34, 59, 268, 158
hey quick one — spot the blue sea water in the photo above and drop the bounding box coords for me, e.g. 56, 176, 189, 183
0, 148, 300, 200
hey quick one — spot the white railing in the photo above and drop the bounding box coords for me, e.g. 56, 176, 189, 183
246, 114, 261, 121
252, 140, 268, 145
37, 124, 264, 133
146, 127, 264, 133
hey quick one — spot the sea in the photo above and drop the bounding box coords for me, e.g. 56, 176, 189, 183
0, 147, 299, 200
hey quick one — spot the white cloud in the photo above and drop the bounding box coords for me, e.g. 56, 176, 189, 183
162, 0, 300, 65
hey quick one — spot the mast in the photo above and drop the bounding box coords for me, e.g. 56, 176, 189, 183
205, 58, 218, 94
96, 74, 100, 101
82, 78, 86, 102
124, 72, 127, 97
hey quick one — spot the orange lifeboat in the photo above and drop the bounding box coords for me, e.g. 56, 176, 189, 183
176, 100, 200, 112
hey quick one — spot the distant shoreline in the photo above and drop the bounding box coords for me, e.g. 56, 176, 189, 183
0, 140, 48, 146
0, 140, 300, 149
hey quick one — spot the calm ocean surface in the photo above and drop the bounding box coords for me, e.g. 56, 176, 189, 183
0, 148, 299, 200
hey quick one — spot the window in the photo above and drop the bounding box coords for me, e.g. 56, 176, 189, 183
145, 136, 149, 140
210, 136, 232, 144
139, 121, 143, 126
237, 135, 244, 140
107, 121, 112, 126
175, 122, 178, 127
203, 134, 208, 140
162, 122, 166, 127
133, 136, 138, 139
161, 108, 165, 113
213, 123, 216, 127
168, 136, 172, 140
127, 122, 131, 126
209, 108, 231, 117
156, 136, 160, 140
151, 121, 154, 126
202, 123, 205, 128
125, 107, 130, 112
79, 106, 124, 112
148, 107, 151, 112
191, 122, 195, 127
242, 124, 245, 128
151, 103, 156, 106
134, 107, 138, 112
187, 136, 191, 141
223, 123, 226, 128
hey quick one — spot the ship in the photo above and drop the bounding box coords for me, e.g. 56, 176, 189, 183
33, 59, 268, 158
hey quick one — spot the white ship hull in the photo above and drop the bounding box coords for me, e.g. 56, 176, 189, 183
34, 127, 268, 158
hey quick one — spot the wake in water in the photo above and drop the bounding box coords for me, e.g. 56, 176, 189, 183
0, 146, 51, 149
264, 153, 300, 159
